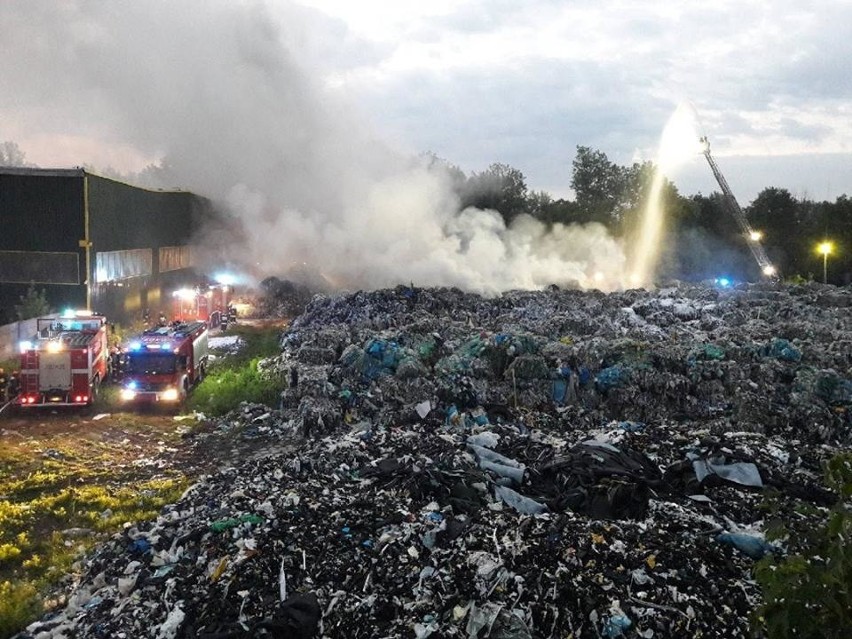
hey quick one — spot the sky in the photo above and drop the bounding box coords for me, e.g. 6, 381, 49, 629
1, 0, 850, 290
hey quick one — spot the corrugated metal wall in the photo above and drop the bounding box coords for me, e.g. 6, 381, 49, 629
0, 171, 87, 321
0, 170, 214, 325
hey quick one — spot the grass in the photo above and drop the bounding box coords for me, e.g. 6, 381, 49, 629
187, 323, 284, 417
0, 323, 284, 637
0, 472, 187, 639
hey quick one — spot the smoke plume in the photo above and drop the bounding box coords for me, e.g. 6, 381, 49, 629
0, 0, 627, 293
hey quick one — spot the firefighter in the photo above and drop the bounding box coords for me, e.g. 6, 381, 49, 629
109, 346, 123, 381
8, 370, 20, 401
0, 368, 7, 403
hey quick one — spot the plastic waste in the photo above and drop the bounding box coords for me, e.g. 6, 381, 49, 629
494, 485, 547, 515
602, 614, 632, 637
693, 458, 763, 487
717, 532, 774, 559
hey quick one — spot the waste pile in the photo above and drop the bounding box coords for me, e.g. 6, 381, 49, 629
258, 276, 315, 319
21, 283, 851, 638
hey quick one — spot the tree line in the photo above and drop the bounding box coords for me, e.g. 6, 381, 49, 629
3, 139, 850, 285
432, 148, 851, 285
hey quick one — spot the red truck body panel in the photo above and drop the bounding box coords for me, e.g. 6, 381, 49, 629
17, 313, 109, 408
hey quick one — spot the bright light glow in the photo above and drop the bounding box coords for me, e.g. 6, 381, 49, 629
817, 241, 833, 256
19, 340, 33, 353
173, 288, 196, 300
120, 388, 137, 401
749, 231, 763, 242
762, 265, 777, 276
129, 342, 142, 351
715, 277, 731, 288
46, 340, 64, 353
160, 343, 172, 350
214, 273, 236, 286
161, 388, 180, 401
593, 271, 604, 282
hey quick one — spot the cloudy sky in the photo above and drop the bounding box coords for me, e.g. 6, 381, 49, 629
2, 0, 850, 204
1, 1, 850, 292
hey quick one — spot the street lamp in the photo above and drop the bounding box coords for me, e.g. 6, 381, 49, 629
749, 230, 763, 242
817, 241, 833, 284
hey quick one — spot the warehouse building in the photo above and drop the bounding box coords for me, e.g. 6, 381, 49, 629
0, 167, 215, 325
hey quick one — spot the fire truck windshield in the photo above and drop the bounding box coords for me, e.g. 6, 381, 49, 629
125, 352, 177, 375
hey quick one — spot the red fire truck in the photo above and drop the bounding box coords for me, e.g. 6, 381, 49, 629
119, 321, 209, 404
171, 285, 230, 326
17, 311, 109, 408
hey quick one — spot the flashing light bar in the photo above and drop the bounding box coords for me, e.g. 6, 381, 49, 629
127, 381, 138, 390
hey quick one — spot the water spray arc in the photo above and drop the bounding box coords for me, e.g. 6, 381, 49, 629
700, 136, 777, 279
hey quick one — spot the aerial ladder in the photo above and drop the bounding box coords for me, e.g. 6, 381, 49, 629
700, 136, 777, 279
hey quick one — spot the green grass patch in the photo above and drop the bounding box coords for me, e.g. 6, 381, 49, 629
0, 580, 42, 639
212, 324, 282, 368
186, 324, 284, 416
0, 477, 188, 638
187, 357, 281, 416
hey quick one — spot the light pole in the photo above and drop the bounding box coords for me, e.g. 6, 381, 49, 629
817, 241, 833, 284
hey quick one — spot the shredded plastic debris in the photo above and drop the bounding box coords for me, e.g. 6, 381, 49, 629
19, 282, 851, 638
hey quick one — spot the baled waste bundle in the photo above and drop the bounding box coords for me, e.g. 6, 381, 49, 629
20, 282, 851, 638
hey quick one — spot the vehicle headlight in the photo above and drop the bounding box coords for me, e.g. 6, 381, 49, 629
161, 388, 180, 401
120, 388, 137, 401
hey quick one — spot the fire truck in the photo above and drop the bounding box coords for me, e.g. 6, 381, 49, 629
171, 284, 230, 327
17, 311, 109, 408
119, 321, 209, 404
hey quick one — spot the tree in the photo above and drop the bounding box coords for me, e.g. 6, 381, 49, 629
570, 146, 627, 226
14, 285, 51, 321
462, 163, 529, 226
746, 188, 801, 275
0, 141, 29, 167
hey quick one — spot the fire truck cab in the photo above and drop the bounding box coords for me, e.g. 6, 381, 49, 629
120, 321, 209, 404
17, 311, 109, 408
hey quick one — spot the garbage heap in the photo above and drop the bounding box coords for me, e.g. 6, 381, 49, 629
23, 283, 851, 639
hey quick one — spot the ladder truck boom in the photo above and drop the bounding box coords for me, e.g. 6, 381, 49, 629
700, 136, 777, 278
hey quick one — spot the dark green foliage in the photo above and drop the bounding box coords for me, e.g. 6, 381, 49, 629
752, 453, 852, 638
14, 285, 51, 321
462, 162, 529, 226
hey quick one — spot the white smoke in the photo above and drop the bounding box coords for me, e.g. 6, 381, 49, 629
0, 0, 627, 293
